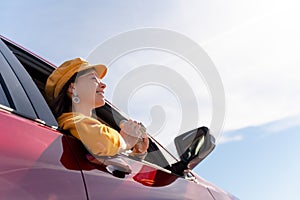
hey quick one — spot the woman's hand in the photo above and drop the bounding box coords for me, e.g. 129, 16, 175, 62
119, 119, 143, 150
132, 133, 149, 154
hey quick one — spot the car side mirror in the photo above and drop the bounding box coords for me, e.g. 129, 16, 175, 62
170, 127, 215, 176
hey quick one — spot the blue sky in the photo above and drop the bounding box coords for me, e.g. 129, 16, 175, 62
197, 115, 300, 199
1, 1, 300, 199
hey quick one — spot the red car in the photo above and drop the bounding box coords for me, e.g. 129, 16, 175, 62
0, 35, 238, 200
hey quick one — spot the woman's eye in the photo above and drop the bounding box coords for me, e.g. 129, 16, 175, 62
91, 77, 100, 83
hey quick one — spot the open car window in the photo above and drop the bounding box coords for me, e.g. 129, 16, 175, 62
95, 103, 178, 169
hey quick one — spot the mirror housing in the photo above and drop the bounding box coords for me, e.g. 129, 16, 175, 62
170, 127, 215, 176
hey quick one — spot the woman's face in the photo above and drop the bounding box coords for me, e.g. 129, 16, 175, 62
72, 69, 106, 108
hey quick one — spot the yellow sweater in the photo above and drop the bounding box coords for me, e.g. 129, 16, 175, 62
58, 112, 122, 156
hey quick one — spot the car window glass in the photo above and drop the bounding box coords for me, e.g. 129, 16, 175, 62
0, 73, 13, 108
0, 81, 10, 108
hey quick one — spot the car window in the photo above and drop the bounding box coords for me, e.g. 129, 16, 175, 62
1, 37, 57, 126
0, 75, 11, 108
0, 51, 37, 118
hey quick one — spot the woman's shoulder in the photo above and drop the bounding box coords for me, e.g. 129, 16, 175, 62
58, 112, 81, 121
57, 112, 99, 125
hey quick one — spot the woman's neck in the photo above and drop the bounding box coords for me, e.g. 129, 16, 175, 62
72, 104, 92, 117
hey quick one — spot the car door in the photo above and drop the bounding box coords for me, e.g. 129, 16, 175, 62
71, 140, 215, 200
0, 38, 88, 199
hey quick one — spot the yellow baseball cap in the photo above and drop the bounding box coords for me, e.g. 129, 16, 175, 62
45, 57, 107, 101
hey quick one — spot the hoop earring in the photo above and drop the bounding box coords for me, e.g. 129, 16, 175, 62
72, 90, 80, 104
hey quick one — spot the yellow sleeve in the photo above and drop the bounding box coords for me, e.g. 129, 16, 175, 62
58, 113, 121, 156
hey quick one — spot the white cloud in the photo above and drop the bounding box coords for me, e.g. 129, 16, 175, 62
261, 114, 300, 134
200, 2, 300, 132
219, 113, 300, 144
219, 134, 243, 144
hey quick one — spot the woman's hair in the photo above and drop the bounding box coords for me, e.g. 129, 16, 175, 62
50, 73, 78, 118
49, 69, 94, 118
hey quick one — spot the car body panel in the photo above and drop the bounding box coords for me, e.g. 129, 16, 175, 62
0, 109, 87, 199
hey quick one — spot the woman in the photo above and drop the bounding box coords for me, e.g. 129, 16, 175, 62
45, 57, 148, 157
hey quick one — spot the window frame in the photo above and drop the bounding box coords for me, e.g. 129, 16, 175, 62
0, 37, 57, 126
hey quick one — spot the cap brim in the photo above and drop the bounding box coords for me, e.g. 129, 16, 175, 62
78, 64, 107, 79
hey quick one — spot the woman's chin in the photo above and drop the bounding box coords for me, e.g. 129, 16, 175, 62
94, 100, 105, 108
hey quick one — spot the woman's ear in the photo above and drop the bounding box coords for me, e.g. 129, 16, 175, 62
67, 83, 75, 95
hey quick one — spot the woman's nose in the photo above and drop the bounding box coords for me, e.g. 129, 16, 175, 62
100, 81, 106, 89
